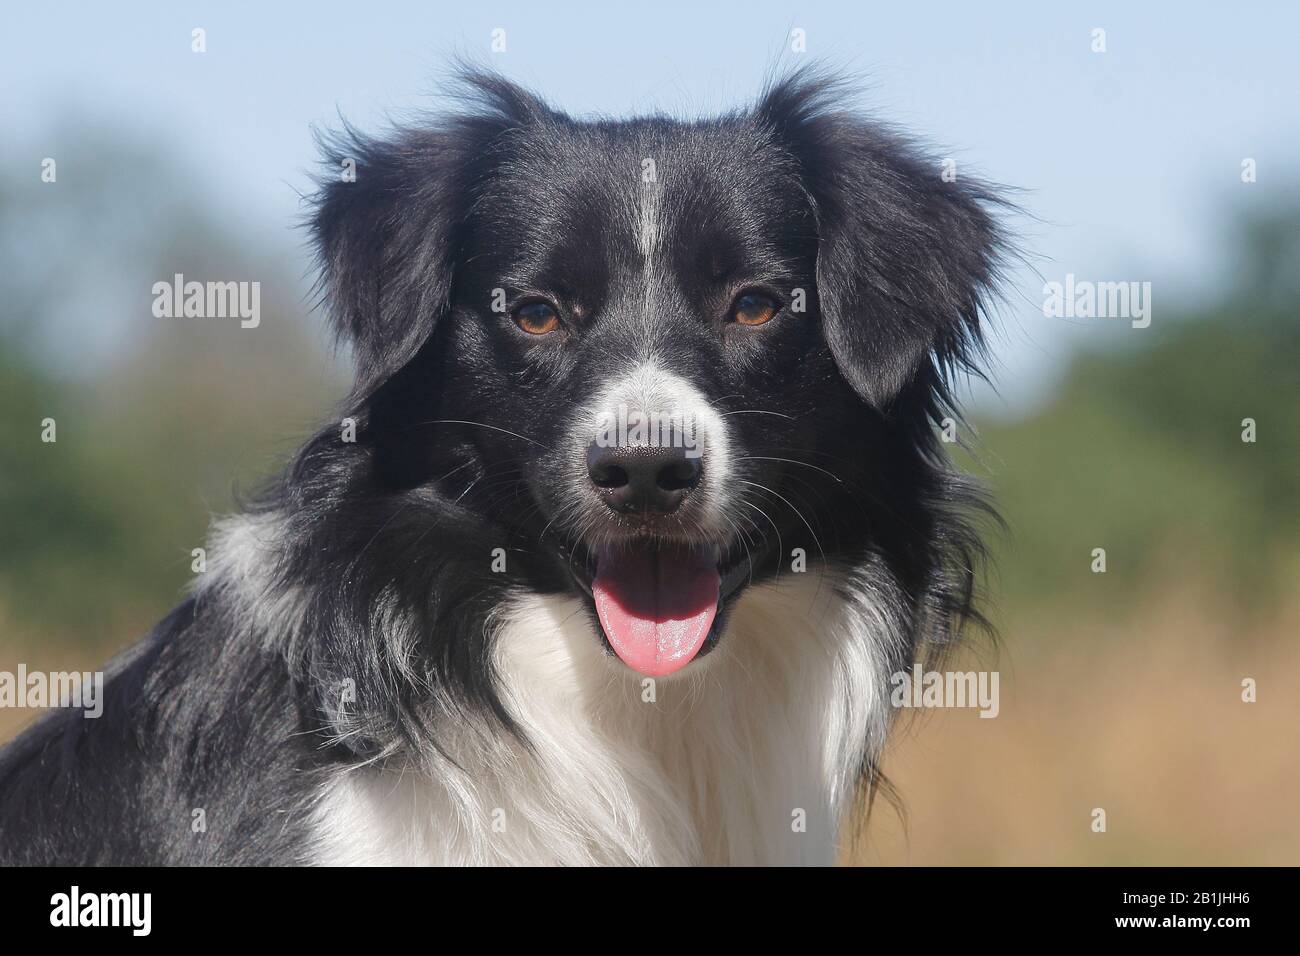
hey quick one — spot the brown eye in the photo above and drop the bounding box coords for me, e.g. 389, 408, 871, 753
730, 292, 779, 327
513, 301, 560, 335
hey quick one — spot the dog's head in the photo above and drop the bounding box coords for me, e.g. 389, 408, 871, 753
309, 68, 1003, 680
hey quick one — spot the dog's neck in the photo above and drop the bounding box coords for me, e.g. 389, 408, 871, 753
310, 570, 897, 865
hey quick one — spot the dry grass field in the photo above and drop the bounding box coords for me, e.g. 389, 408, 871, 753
850, 591, 1300, 865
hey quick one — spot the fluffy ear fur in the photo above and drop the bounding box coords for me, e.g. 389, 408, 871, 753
756, 68, 1006, 409
310, 70, 552, 396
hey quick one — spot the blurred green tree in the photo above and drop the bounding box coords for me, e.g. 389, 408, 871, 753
0, 129, 342, 650
977, 207, 1300, 625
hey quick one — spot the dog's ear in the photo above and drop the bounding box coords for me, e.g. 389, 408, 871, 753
310, 71, 550, 396
757, 70, 1005, 409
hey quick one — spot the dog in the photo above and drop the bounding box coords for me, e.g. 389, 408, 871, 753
0, 66, 1005, 865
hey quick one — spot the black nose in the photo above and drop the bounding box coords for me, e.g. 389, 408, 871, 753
586, 441, 702, 515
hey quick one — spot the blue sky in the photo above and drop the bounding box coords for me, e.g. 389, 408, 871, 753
4, 1, 1297, 414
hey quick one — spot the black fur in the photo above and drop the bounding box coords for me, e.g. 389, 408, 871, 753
0, 66, 1005, 864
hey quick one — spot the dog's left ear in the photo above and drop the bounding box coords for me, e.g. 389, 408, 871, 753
311, 71, 550, 396
758, 71, 1005, 408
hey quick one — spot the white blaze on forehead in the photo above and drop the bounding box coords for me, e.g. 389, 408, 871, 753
638, 154, 662, 348
638, 175, 660, 260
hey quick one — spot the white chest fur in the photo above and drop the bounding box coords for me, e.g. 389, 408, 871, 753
310, 570, 897, 865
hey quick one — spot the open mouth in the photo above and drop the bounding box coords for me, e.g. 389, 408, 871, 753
563, 540, 760, 677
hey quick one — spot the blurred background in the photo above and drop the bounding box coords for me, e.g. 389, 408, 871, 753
1, 2, 1297, 863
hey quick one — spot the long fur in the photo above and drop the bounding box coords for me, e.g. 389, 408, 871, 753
0, 65, 1004, 866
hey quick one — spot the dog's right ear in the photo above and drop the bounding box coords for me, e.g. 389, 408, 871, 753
310, 72, 550, 396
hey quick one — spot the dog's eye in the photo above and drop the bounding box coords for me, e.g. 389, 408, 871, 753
730, 292, 779, 327
513, 302, 560, 335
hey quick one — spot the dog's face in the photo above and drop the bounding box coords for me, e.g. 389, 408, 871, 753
445, 119, 838, 676
312, 70, 1001, 680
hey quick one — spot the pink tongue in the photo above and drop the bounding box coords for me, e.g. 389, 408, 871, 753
592, 548, 720, 677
